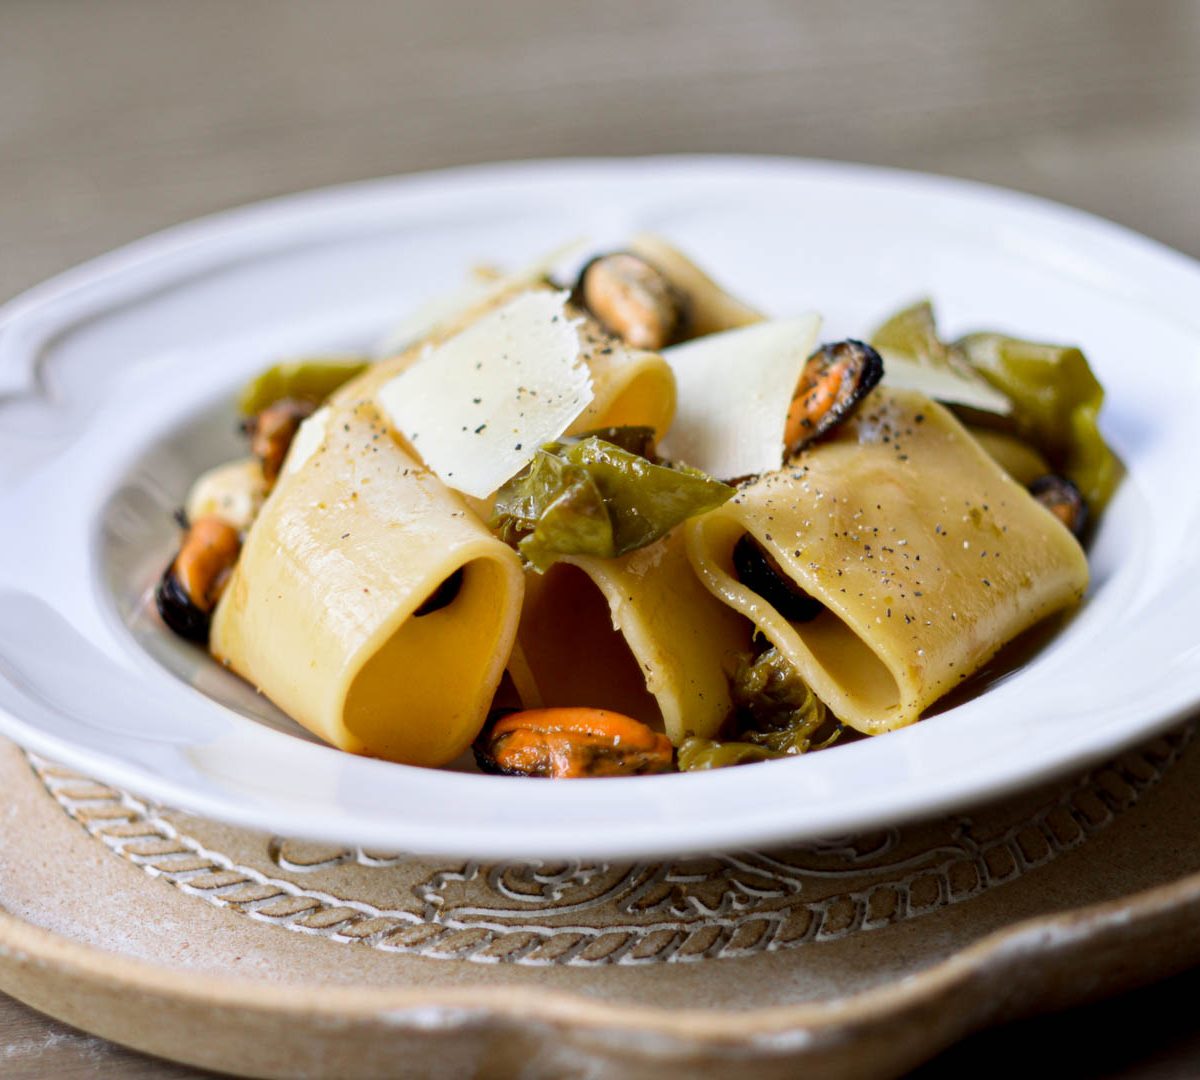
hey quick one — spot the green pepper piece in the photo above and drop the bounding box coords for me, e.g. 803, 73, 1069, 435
870, 299, 950, 366
872, 300, 1121, 514
562, 438, 732, 555
565, 425, 658, 460
676, 738, 777, 770
491, 448, 614, 571
676, 646, 839, 770
956, 333, 1121, 511
872, 300, 995, 391
237, 356, 370, 416
490, 431, 733, 571
728, 646, 829, 753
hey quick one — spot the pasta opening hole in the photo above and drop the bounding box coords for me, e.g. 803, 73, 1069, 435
784, 610, 902, 722
708, 522, 905, 727
513, 562, 663, 729
413, 567, 464, 616
342, 556, 518, 766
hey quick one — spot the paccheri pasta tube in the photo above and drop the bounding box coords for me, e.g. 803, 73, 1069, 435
210, 398, 525, 766
685, 387, 1089, 734
509, 529, 752, 744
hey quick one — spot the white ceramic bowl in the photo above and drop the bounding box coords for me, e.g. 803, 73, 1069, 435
2, 156, 1198, 859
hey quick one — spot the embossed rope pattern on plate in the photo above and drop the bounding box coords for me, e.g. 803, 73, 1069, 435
25, 730, 1191, 966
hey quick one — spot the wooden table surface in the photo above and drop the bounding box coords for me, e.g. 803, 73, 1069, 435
2, 1, 1199, 1076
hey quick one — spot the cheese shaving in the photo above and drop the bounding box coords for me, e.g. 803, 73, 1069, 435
878, 350, 1012, 414
285, 406, 331, 475
375, 290, 594, 498
660, 314, 820, 480
375, 240, 586, 357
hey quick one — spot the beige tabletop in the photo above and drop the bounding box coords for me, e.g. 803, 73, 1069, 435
2, 1, 1199, 1076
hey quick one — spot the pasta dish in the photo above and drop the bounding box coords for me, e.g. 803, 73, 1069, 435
154, 238, 1118, 778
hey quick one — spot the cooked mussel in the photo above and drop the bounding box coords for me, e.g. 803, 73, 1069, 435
732, 534, 823, 622
473, 707, 674, 778
1029, 474, 1088, 537
784, 339, 884, 454
155, 515, 242, 644
575, 252, 688, 351
243, 397, 316, 484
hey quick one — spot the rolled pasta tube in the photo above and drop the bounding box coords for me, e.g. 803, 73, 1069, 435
512, 529, 752, 744
567, 310, 675, 439
686, 388, 1089, 734
211, 400, 524, 766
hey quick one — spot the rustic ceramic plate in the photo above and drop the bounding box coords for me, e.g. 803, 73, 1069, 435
3, 727, 1200, 1078
1, 156, 1199, 859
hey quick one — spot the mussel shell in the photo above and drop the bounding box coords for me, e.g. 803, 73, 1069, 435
248, 397, 316, 484
789, 339, 884, 452
732, 534, 823, 623
1029, 474, 1088, 537
155, 565, 211, 644
573, 252, 689, 350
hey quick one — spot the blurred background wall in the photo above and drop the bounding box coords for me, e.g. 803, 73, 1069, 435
2, 0, 1198, 301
